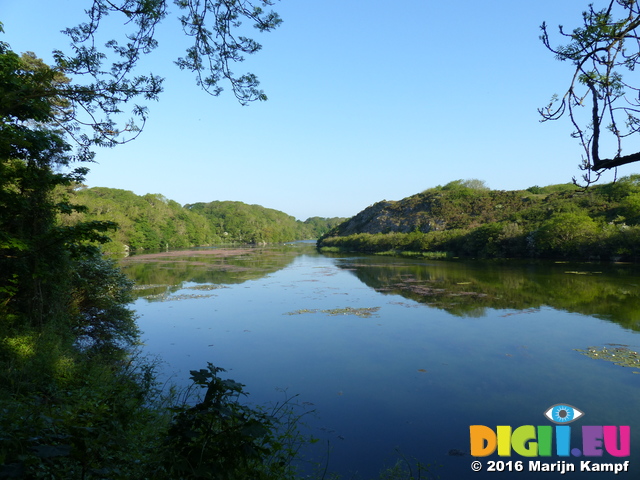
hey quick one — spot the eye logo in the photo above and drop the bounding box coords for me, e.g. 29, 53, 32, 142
544, 404, 584, 424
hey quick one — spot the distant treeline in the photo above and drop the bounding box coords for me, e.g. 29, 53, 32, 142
318, 177, 640, 261
61, 187, 346, 254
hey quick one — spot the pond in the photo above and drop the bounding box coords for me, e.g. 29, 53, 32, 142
120, 243, 640, 479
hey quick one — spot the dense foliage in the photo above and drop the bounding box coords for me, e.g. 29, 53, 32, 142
60, 187, 216, 254
60, 187, 346, 253
318, 178, 640, 260
0, 38, 150, 478
186, 200, 345, 245
0, 35, 314, 480
1, 5, 409, 478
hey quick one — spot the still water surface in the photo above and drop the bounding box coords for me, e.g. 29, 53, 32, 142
120, 243, 640, 478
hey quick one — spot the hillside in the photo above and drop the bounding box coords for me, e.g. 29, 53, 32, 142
186, 201, 344, 244
61, 186, 346, 254
318, 178, 640, 260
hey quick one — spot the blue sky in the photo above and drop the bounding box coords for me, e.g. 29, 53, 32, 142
2, 1, 634, 219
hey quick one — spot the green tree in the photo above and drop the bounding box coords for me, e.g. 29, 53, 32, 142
540, 0, 640, 185
0, 44, 116, 326
187, 200, 314, 243
534, 212, 600, 257
442, 178, 489, 191
0, 6, 317, 479
2, 0, 283, 315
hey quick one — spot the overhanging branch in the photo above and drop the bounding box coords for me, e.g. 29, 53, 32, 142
593, 151, 640, 170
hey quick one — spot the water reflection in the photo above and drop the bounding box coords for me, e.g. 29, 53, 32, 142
330, 256, 640, 330
121, 246, 640, 479
123, 247, 640, 330
121, 243, 314, 301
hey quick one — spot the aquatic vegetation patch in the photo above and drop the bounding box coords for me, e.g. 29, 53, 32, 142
575, 344, 640, 373
185, 284, 229, 291
324, 307, 380, 317
166, 293, 216, 301
133, 283, 174, 290
140, 293, 216, 301
284, 307, 381, 318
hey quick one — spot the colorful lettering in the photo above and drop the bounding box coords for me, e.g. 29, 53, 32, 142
469, 424, 631, 458
603, 426, 630, 457
469, 425, 496, 457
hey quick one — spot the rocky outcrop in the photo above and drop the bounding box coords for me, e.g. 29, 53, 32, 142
326, 188, 532, 238
331, 199, 445, 236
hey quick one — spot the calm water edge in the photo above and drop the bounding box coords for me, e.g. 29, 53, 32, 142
120, 243, 640, 479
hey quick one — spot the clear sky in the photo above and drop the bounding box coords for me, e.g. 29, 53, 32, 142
2, 1, 636, 220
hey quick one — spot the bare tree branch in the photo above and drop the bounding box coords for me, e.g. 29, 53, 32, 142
10, 0, 281, 150
541, 0, 640, 185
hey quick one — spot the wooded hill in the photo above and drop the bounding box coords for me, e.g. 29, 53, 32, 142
61, 187, 345, 254
318, 178, 640, 260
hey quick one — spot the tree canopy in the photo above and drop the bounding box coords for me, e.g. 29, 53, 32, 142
540, 0, 640, 185
0, 0, 284, 330
62, 188, 345, 252
0, 0, 283, 318
1, 0, 282, 151
0, 7, 318, 477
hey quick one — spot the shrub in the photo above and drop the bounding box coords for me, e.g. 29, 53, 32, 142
534, 212, 600, 257
154, 364, 310, 480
